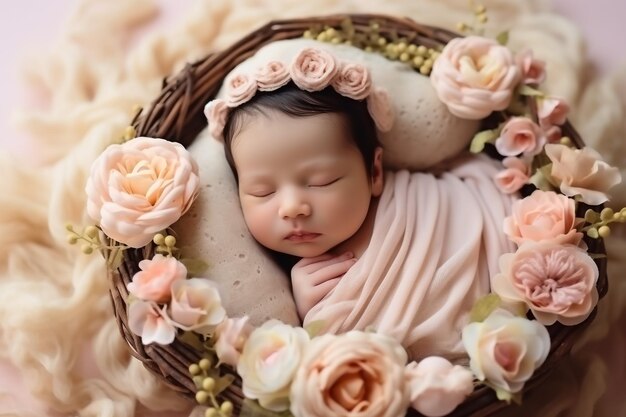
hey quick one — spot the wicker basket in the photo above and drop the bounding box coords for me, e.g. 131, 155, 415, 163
107, 14, 608, 417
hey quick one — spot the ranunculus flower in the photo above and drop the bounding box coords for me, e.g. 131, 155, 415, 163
538, 97, 569, 127
204, 98, 229, 141
168, 278, 226, 334
492, 241, 599, 325
224, 73, 257, 107
86, 137, 200, 248
290, 47, 338, 91
405, 356, 474, 417
515, 49, 546, 85
545, 143, 622, 205
503, 190, 582, 246
367, 87, 395, 132
430, 36, 521, 119
128, 300, 177, 345
494, 156, 530, 194
127, 254, 187, 303
215, 316, 254, 367
495, 117, 546, 156
256, 61, 290, 92
290, 331, 410, 417
238, 320, 309, 412
462, 309, 550, 393
332, 63, 372, 100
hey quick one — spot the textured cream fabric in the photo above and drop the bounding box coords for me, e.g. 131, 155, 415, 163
0, 0, 624, 416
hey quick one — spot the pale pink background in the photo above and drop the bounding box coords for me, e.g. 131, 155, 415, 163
0, 0, 625, 414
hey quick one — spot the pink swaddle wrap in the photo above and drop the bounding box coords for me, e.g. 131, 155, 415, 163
304, 154, 517, 361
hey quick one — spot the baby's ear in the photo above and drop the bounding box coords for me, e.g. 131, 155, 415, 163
371, 147, 384, 197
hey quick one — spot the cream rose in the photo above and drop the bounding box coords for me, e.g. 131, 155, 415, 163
225, 73, 257, 107
290, 331, 410, 417
503, 190, 582, 246
85, 137, 200, 248
215, 316, 254, 367
255, 61, 290, 91
332, 63, 372, 100
495, 117, 546, 156
545, 143, 622, 205
494, 156, 530, 194
367, 87, 395, 132
127, 254, 187, 303
128, 300, 177, 345
462, 309, 550, 393
238, 320, 309, 412
204, 98, 228, 141
290, 47, 338, 91
430, 36, 521, 119
405, 357, 474, 417
168, 278, 226, 334
492, 241, 599, 325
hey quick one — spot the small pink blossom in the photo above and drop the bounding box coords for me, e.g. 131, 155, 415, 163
492, 241, 599, 325
538, 97, 569, 127
204, 98, 229, 141
494, 156, 530, 194
405, 357, 474, 417
169, 278, 226, 335
332, 63, 372, 100
367, 87, 395, 132
225, 73, 257, 107
290, 47, 338, 92
543, 125, 562, 143
495, 117, 546, 156
127, 254, 187, 303
256, 61, 290, 92
546, 143, 622, 205
128, 300, 177, 345
215, 316, 254, 367
515, 49, 546, 85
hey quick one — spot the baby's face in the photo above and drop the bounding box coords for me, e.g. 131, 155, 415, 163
231, 111, 376, 258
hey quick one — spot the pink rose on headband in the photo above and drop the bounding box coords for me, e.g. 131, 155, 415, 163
431, 36, 521, 119
215, 316, 254, 367
332, 63, 372, 100
515, 49, 546, 85
495, 117, 546, 156
290, 47, 338, 91
225, 73, 257, 107
538, 97, 569, 127
367, 87, 395, 132
204, 98, 228, 141
256, 61, 290, 91
128, 300, 177, 345
127, 254, 187, 303
494, 156, 530, 194
86, 137, 200, 248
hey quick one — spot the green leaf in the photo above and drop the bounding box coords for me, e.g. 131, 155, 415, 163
469, 129, 498, 153
107, 247, 125, 270
469, 293, 501, 323
240, 399, 294, 417
518, 85, 545, 97
495, 387, 513, 403
180, 258, 209, 278
587, 227, 599, 239
584, 209, 601, 224
496, 31, 509, 46
304, 320, 326, 338
529, 165, 556, 191
214, 373, 236, 395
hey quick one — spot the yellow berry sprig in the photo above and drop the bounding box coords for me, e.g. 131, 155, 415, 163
582, 207, 626, 239
153, 232, 179, 257
66, 224, 108, 254
190, 358, 234, 417
456, 2, 489, 36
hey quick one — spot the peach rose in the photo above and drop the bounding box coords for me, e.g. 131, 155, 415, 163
238, 320, 310, 412
405, 357, 474, 417
494, 156, 530, 194
290, 331, 410, 417
290, 47, 338, 91
430, 36, 521, 119
225, 73, 257, 107
204, 98, 228, 141
515, 49, 546, 85
332, 63, 372, 100
545, 143, 622, 205
128, 300, 177, 345
492, 241, 599, 326
503, 190, 582, 246
256, 61, 290, 91
127, 254, 187, 303
462, 309, 550, 393
169, 278, 226, 334
215, 316, 254, 367
367, 87, 395, 132
85, 137, 200, 248
495, 117, 546, 156
538, 97, 569, 127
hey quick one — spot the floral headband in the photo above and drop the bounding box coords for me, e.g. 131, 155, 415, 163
204, 47, 394, 141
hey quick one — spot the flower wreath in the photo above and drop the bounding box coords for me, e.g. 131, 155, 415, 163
75, 18, 625, 417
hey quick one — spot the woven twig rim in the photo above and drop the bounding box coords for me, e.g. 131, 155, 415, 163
107, 13, 609, 417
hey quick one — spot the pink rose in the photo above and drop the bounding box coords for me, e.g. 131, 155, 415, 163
538, 97, 569, 127
495, 117, 546, 156
255, 61, 290, 92
290, 331, 410, 417
494, 156, 530, 194
515, 49, 546, 85
430, 36, 521, 119
204, 98, 229, 141
215, 316, 254, 367
224, 73, 257, 107
546, 143, 622, 205
127, 254, 187, 303
405, 357, 474, 417
128, 300, 177, 345
492, 241, 599, 325
543, 125, 562, 143
85, 137, 200, 248
169, 278, 226, 335
503, 190, 582, 246
290, 47, 338, 92
367, 87, 395, 132
332, 63, 372, 100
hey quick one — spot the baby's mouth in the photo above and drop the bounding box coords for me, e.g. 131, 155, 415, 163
285, 231, 321, 242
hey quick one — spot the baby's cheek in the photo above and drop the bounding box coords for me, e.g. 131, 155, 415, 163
241, 204, 275, 245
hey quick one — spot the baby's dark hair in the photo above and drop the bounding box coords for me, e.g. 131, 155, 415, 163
222, 82, 381, 181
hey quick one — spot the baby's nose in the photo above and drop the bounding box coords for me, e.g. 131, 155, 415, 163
278, 190, 311, 219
